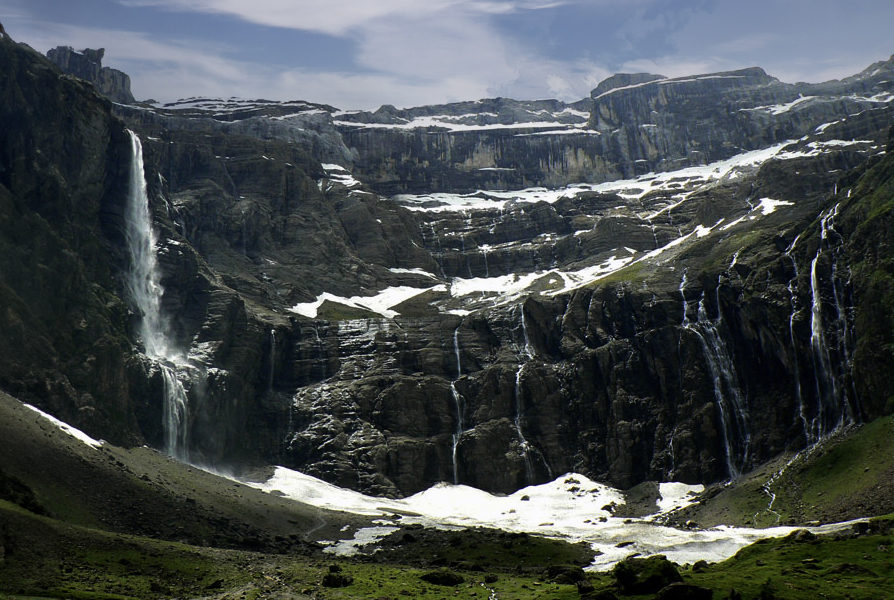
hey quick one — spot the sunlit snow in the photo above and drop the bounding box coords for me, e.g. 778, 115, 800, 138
244, 467, 859, 570
290, 285, 447, 319
321, 163, 363, 189
744, 95, 815, 115
22, 403, 103, 449
333, 116, 586, 133
756, 197, 794, 215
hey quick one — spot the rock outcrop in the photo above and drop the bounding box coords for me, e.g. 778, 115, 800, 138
46, 46, 135, 104
0, 35, 140, 442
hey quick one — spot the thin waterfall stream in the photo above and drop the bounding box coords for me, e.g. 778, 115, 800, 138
680, 275, 750, 480
808, 203, 857, 438
450, 326, 465, 485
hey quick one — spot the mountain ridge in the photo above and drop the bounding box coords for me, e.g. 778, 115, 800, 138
1, 32, 892, 500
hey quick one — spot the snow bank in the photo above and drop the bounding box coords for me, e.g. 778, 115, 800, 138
243, 467, 860, 569
22, 403, 103, 449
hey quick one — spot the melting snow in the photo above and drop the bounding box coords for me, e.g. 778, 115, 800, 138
334, 116, 584, 133
388, 268, 439, 279
22, 404, 103, 449
244, 468, 860, 568
744, 96, 815, 115
322, 164, 363, 189
323, 526, 400, 556
396, 141, 802, 215
756, 198, 794, 215
290, 285, 447, 319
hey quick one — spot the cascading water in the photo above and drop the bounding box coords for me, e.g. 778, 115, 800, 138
679, 271, 692, 328
681, 276, 750, 479
808, 203, 857, 437
512, 305, 552, 484
481, 245, 491, 277
450, 326, 465, 484
784, 234, 811, 441
513, 362, 536, 484
125, 130, 190, 460
268, 329, 276, 394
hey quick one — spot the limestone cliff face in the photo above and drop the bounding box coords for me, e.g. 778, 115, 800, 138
334, 59, 894, 194
0, 36, 140, 442
46, 46, 135, 104
3, 37, 894, 498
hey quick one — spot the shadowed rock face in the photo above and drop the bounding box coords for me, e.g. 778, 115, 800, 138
46, 46, 135, 104
3, 38, 894, 497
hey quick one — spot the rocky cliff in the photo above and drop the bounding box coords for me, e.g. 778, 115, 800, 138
331, 59, 894, 194
0, 36, 139, 442
46, 46, 135, 104
3, 35, 894, 498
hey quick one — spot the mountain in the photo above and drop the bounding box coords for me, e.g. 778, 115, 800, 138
107, 54, 894, 497
3, 25, 894, 599
46, 46, 135, 104
3, 30, 894, 502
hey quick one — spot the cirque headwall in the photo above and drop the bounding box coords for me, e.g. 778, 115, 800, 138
3, 31, 894, 497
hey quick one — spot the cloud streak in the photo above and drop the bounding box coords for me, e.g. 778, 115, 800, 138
116, 0, 572, 35
4, 0, 892, 110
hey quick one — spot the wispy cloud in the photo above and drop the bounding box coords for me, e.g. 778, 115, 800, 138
5, 0, 891, 109
115, 0, 573, 35
104, 0, 597, 106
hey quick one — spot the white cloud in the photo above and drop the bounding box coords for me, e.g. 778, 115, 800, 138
8, 0, 891, 111
97, 0, 598, 107
116, 0, 573, 35
618, 56, 727, 79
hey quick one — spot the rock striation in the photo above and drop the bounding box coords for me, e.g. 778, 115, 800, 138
332, 59, 894, 194
2, 37, 894, 498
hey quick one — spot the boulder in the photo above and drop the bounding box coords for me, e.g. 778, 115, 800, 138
611, 555, 683, 595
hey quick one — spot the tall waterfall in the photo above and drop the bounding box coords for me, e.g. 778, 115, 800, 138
268, 329, 276, 394
513, 362, 536, 484
784, 234, 810, 441
681, 278, 750, 479
807, 203, 856, 438
450, 326, 465, 484
512, 305, 552, 484
125, 130, 189, 460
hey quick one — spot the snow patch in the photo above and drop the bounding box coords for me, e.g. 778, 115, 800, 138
22, 404, 103, 449
756, 198, 794, 215
290, 286, 446, 319
744, 96, 815, 115
244, 468, 862, 571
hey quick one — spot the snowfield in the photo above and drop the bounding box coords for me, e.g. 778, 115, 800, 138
244, 467, 860, 569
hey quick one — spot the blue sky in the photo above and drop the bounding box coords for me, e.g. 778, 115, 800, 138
2, 0, 893, 109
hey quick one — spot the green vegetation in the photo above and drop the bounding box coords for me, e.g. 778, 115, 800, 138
587, 260, 647, 288
686, 516, 894, 600
668, 415, 894, 529
574, 516, 894, 600
0, 500, 590, 599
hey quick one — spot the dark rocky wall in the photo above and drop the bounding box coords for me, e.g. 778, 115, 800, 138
46, 46, 135, 105
0, 36, 140, 442
2, 33, 893, 500
337, 59, 894, 195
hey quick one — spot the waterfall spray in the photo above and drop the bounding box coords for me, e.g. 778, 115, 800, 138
268, 329, 276, 394
784, 235, 812, 442
511, 304, 552, 484
125, 130, 189, 460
